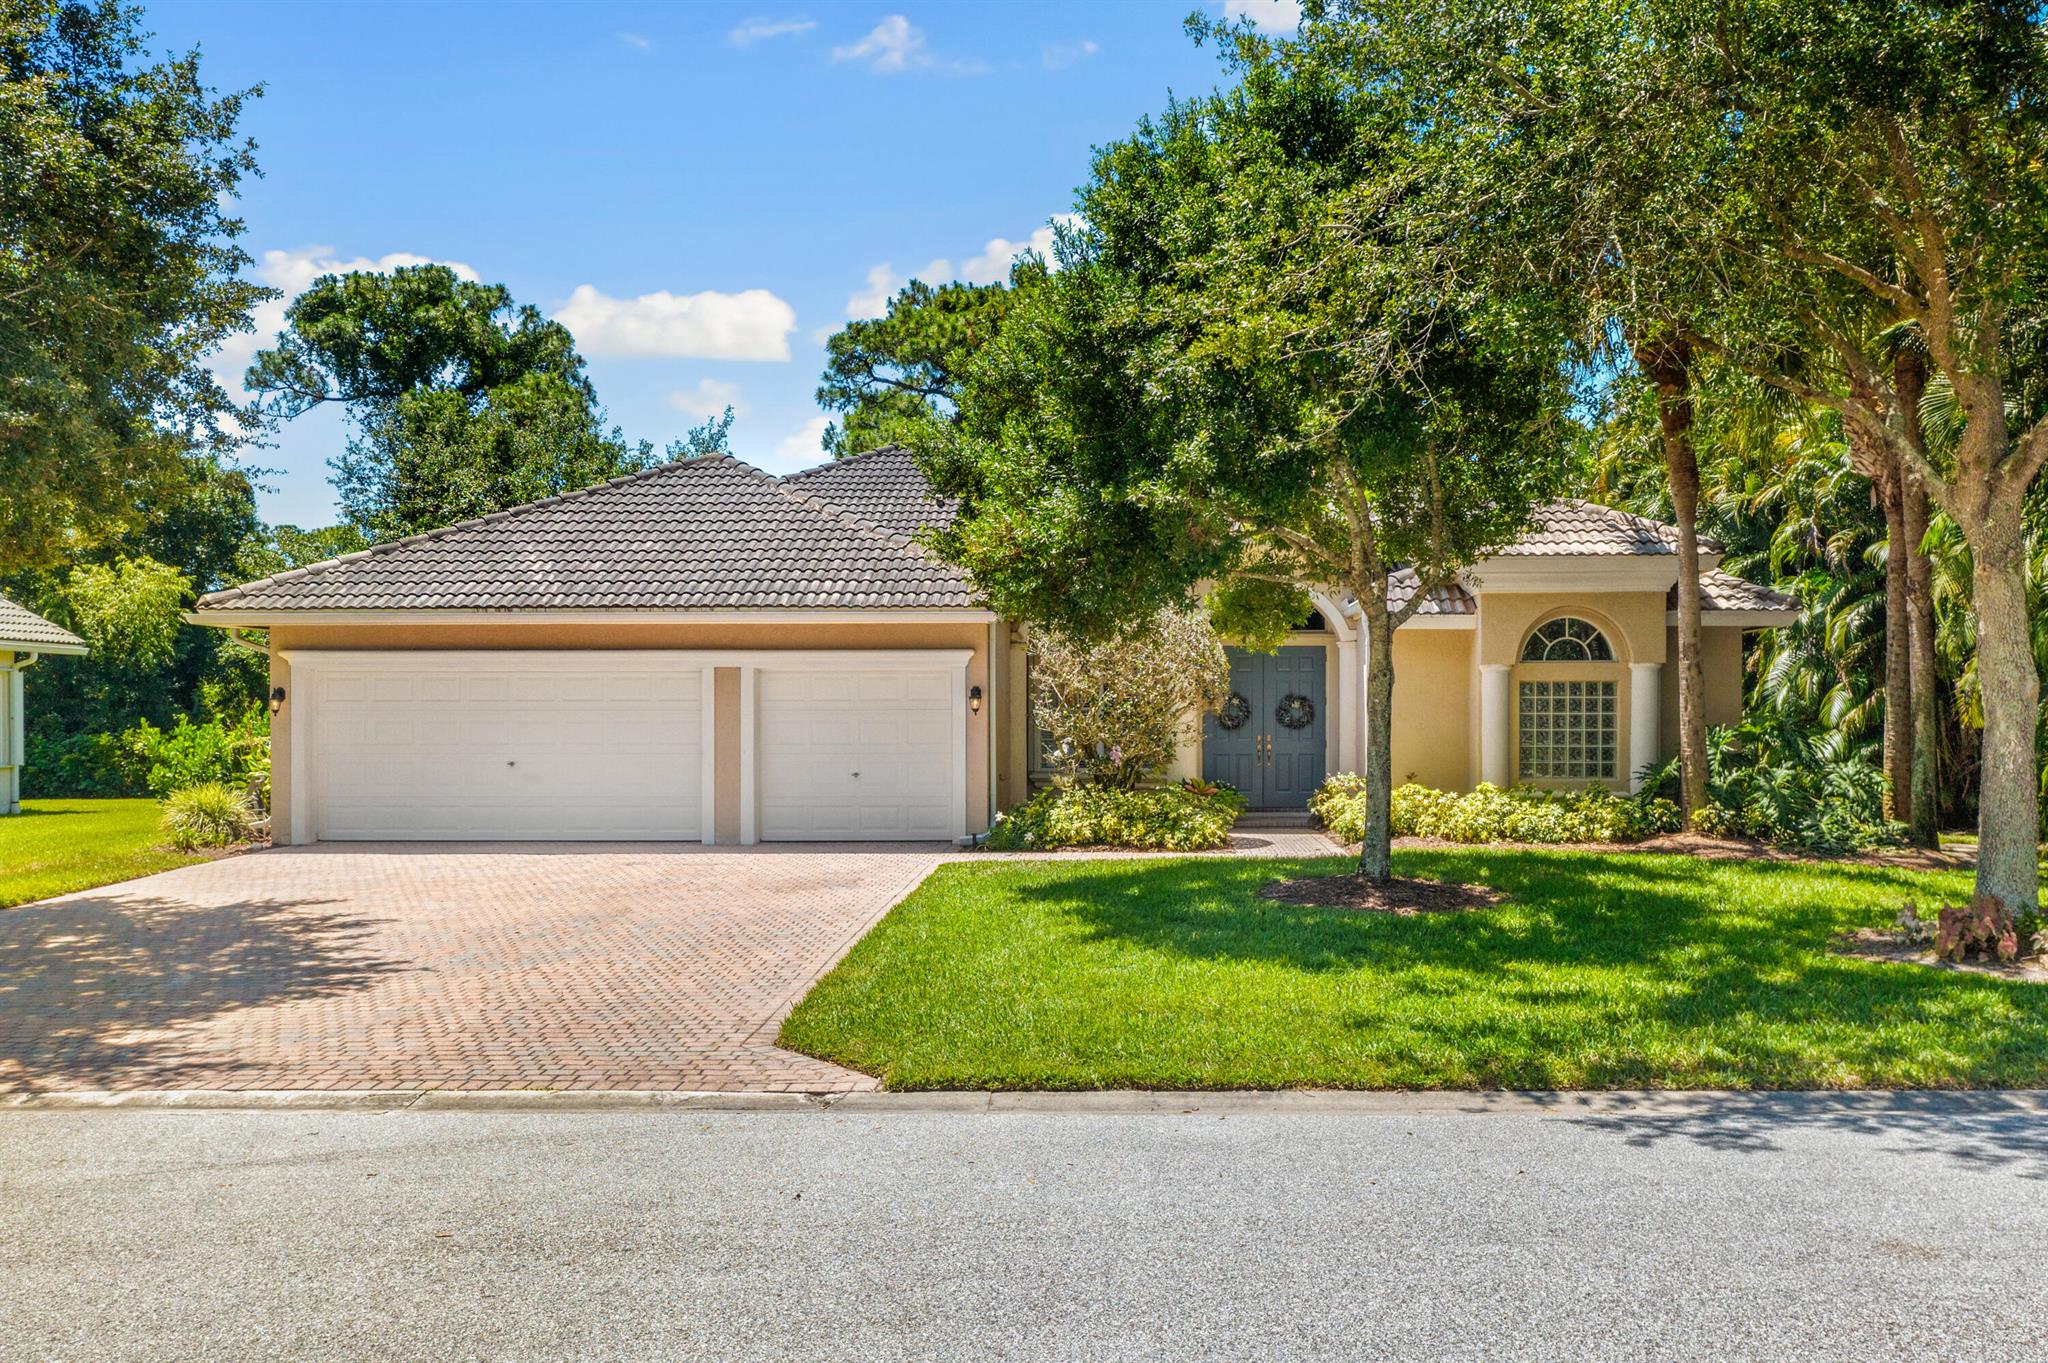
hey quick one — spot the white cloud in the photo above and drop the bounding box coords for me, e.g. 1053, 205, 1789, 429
553, 284, 797, 360
1042, 39, 1098, 71
617, 31, 651, 49
665, 378, 748, 419
214, 246, 481, 382
730, 17, 816, 46
959, 213, 1082, 284
832, 14, 985, 75
775, 416, 833, 467
842, 257, 951, 320
1222, 0, 1302, 34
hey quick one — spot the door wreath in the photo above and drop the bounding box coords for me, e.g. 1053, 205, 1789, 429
1217, 691, 1251, 731
1275, 693, 1316, 730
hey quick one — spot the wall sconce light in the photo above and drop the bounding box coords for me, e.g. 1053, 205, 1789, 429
968, 685, 983, 714
269, 686, 287, 716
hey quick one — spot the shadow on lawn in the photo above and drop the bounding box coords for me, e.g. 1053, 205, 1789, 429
1002, 848, 2048, 1087
0, 890, 406, 1092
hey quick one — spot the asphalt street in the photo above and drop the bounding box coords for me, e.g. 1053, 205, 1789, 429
3, 1092, 2044, 1362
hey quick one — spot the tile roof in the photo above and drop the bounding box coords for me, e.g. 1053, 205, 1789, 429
1500, 500, 1722, 557
1387, 568, 1476, 616
780, 445, 956, 535
191, 453, 1789, 623
1690, 568, 1798, 614
0, 594, 85, 652
194, 455, 976, 612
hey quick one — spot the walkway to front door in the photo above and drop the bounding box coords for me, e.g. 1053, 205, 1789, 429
1202, 645, 1328, 809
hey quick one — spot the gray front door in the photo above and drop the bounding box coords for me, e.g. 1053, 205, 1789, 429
1202, 645, 1327, 809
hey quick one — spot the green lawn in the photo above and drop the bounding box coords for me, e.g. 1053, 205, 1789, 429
0, 799, 210, 909
780, 849, 2048, 1090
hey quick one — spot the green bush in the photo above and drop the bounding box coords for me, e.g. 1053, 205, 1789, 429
987, 783, 1244, 851
1312, 776, 1679, 845
159, 782, 260, 850
1640, 721, 1903, 852
24, 710, 270, 802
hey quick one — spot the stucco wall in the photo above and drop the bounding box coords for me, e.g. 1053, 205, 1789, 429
1659, 624, 1747, 756
1389, 629, 1476, 791
264, 618, 995, 842
1476, 591, 1667, 668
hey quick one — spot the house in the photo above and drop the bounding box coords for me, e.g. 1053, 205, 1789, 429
0, 595, 88, 816
188, 447, 1796, 845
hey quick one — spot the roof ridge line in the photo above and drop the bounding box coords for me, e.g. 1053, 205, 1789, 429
778, 442, 907, 483
702, 452, 934, 558
194, 457, 704, 608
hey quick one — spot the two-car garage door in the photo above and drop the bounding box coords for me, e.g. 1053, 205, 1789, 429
289, 651, 965, 843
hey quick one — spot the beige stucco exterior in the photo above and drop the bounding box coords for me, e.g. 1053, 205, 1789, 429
264, 618, 995, 844
243, 579, 1766, 840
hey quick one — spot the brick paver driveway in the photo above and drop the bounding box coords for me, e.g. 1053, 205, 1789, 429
0, 844, 943, 1094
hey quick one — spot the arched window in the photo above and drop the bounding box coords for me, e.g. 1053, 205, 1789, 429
1521, 617, 1614, 662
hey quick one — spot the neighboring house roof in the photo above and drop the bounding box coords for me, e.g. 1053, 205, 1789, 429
1499, 500, 1722, 557
0, 594, 86, 654
194, 455, 975, 612
781, 445, 957, 535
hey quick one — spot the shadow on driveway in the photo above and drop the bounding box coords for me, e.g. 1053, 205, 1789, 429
0, 891, 406, 1092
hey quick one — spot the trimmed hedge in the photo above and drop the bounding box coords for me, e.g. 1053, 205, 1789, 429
987, 782, 1248, 852
1312, 776, 1679, 845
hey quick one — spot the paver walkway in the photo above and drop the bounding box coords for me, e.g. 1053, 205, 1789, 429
0, 844, 942, 1094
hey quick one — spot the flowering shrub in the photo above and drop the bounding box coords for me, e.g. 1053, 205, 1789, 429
1029, 609, 1230, 789
1312, 776, 1678, 845
987, 783, 1245, 851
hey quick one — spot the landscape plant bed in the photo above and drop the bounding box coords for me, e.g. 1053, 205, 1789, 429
1256, 872, 1504, 914
1379, 832, 1979, 871
780, 847, 2048, 1090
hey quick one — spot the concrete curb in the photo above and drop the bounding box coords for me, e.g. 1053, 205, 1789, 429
5, 1088, 2045, 1116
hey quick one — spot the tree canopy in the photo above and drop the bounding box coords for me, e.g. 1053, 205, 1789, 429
815, 265, 1039, 457
246, 265, 661, 540
0, 0, 268, 566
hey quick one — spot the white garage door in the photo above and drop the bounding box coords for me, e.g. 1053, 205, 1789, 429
303, 657, 703, 841
757, 667, 959, 841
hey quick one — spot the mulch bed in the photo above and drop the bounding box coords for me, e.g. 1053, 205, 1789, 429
1257, 873, 1505, 915
1381, 831, 1975, 870
1833, 928, 2048, 983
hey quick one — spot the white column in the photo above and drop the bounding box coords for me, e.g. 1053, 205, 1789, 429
1629, 662, 1663, 792
5, 662, 21, 815
1479, 663, 1512, 788
1335, 634, 1360, 775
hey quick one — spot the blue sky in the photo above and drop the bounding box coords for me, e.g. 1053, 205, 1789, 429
145, 0, 1300, 528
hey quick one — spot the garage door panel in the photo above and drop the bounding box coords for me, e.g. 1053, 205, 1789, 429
308, 662, 702, 841
756, 665, 957, 841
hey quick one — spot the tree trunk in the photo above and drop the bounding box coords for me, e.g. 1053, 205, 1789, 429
1893, 348, 1940, 847
1357, 602, 1397, 883
1878, 463, 1913, 824
1636, 336, 1709, 825
1969, 533, 2042, 914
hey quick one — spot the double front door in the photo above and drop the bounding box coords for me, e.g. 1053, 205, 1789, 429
1202, 646, 1327, 810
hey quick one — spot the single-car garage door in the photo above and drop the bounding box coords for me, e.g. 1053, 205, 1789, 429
756, 666, 960, 840
300, 654, 704, 841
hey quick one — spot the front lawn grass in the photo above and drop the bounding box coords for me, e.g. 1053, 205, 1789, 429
0, 799, 210, 909
779, 848, 2048, 1090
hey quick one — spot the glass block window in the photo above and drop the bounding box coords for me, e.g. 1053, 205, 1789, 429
1519, 680, 1617, 780
1521, 617, 1614, 661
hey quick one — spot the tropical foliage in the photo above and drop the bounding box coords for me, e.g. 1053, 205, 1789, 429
984, 782, 1245, 852
158, 780, 259, 849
